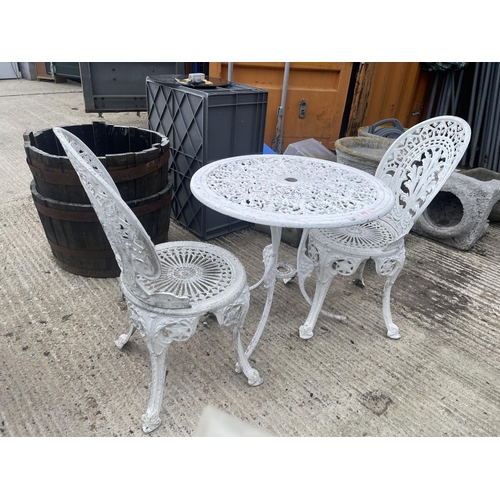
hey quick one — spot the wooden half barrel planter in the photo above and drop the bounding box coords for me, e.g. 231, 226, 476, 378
25, 122, 172, 277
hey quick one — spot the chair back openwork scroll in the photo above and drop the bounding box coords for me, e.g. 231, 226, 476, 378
375, 116, 471, 239
53, 127, 162, 300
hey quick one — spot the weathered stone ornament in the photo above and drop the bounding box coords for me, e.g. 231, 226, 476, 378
412, 171, 500, 250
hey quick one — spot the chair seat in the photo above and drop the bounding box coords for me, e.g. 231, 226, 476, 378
310, 217, 401, 256
126, 240, 248, 315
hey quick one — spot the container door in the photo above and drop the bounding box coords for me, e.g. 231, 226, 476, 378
210, 62, 353, 152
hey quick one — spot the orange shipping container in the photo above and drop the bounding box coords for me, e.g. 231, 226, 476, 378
210, 62, 353, 152
210, 62, 430, 152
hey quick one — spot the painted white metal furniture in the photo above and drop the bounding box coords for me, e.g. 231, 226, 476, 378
190, 155, 395, 361
53, 128, 262, 434
298, 116, 471, 340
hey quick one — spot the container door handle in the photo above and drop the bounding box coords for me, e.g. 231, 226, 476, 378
299, 99, 307, 119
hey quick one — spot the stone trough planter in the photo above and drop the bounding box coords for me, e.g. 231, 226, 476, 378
460, 167, 500, 221
334, 136, 393, 175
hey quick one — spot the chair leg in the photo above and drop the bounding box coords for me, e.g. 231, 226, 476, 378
353, 259, 368, 287
142, 336, 171, 433
299, 243, 364, 339
299, 269, 335, 340
126, 302, 200, 433
374, 252, 405, 340
297, 231, 348, 323
115, 323, 136, 349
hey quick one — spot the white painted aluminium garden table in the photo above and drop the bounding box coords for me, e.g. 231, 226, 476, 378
190, 154, 395, 365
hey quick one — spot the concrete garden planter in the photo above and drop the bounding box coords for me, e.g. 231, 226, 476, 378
334, 136, 392, 175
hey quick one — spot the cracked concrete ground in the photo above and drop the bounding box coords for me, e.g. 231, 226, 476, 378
1, 79, 500, 441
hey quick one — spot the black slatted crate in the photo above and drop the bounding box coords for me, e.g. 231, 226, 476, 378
146, 76, 268, 239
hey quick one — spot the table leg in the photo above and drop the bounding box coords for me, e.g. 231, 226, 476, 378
238, 226, 282, 365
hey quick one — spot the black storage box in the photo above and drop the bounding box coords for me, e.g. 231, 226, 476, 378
146, 75, 268, 239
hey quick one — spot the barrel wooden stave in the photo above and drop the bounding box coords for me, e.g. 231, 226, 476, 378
31, 175, 173, 278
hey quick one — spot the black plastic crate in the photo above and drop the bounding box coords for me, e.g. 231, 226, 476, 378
170, 166, 251, 240
146, 76, 268, 239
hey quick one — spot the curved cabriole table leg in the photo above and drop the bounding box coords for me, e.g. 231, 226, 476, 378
213, 288, 263, 387
237, 226, 282, 371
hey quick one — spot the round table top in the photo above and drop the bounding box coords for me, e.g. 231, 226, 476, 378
190, 155, 395, 229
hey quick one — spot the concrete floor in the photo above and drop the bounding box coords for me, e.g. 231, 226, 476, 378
1, 78, 500, 438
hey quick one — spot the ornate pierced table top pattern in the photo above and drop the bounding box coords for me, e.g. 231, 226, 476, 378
191, 155, 395, 228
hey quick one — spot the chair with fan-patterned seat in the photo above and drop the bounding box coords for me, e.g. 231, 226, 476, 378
53, 127, 262, 434
297, 116, 471, 340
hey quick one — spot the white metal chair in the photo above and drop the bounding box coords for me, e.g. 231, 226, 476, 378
53, 127, 262, 434
297, 116, 471, 340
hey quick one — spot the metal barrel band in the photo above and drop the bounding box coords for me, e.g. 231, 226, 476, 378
46, 227, 170, 259
33, 188, 172, 222
27, 150, 169, 185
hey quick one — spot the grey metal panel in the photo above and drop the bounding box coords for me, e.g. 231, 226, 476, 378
0, 62, 21, 79
52, 62, 80, 79
80, 62, 186, 113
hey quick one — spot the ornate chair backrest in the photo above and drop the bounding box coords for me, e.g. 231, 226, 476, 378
53, 127, 162, 299
375, 116, 471, 238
